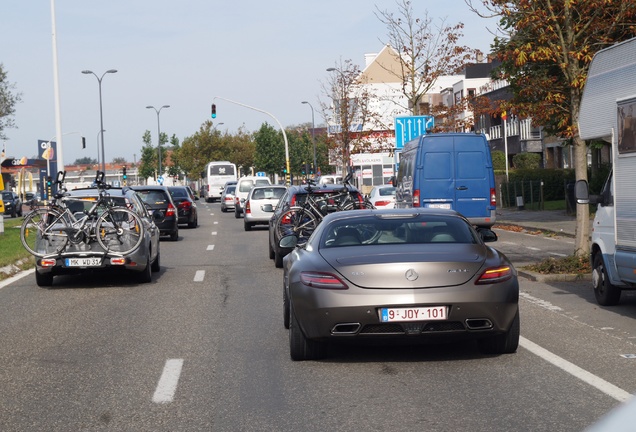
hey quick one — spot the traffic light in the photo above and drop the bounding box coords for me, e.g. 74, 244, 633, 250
211, 104, 217, 119
82, 136, 86, 149
46, 176, 52, 187
122, 166, 127, 180
309, 163, 314, 174
301, 163, 306, 175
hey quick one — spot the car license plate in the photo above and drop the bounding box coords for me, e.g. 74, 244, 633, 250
426, 203, 451, 209
65, 258, 102, 267
380, 306, 447, 322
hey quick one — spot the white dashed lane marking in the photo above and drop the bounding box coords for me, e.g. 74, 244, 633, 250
207, 245, 215, 251
194, 270, 205, 282
152, 359, 184, 404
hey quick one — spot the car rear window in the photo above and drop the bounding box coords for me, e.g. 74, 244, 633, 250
170, 188, 188, 198
379, 187, 396, 196
136, 191, 168, 204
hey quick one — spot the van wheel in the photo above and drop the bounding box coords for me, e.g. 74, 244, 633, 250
592, 254, 621, 306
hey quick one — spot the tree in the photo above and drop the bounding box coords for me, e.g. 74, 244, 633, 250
138, 130, 157, 180
375, 0, 479, 116
254, 123, 285, 175
112, 157, 127, 165
0, 64, 22, 139
321, 59, 388, 171
469, 0, 636, 256
72, 157, 97, 166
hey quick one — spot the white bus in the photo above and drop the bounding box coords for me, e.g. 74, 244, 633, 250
202, 161, 237, 202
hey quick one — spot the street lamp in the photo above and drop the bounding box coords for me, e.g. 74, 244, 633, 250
82, 69, 117, 173
301, 101, 317, 177
212, 122, 224, 132
146, 105, 170, 178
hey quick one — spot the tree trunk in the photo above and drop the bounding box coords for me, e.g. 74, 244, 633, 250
571, 97, 590, 257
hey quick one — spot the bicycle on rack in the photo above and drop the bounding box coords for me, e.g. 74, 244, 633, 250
20, 171, 145, 258
274, 172, 376, 247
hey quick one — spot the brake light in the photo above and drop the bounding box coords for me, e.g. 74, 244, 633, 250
290, 195, 297, 206
413, 189, 420, 207
300, 272, 348, 290
110, 257, 127, 266
475, 266, 512, 285
166, 203, 176, 217
490, 188, 497, 207
375, 200, 391, 207
245, 200, 251, 214
40, 258, 57, 267
178, 201, 191, 210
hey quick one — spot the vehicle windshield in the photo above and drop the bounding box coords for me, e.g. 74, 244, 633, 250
320, 215, 479, 248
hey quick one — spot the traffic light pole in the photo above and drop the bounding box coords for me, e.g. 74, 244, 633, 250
212, 96, 290, 184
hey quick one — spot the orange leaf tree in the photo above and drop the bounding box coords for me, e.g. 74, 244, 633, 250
471, 0, 636, 256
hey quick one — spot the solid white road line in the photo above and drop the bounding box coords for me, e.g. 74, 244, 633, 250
194, 270, 205, 282
207, 245, 215, 251
520, 337, 632, 402
152, 359, 184, 404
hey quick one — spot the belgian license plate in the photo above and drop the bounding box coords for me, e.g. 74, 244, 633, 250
65, 258, 102, 267
426, 203, 451, 209
380, 306, 447, 322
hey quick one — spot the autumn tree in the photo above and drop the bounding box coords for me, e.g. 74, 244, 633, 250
375, 0, 479, 116
0, 64, 21, 139
321, 59, 390, 172
469, 0, 636, 256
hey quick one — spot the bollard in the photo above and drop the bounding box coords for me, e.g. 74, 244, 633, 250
0, 214, 4, 234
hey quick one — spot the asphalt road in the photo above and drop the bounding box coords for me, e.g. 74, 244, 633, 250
0, 203, 634, 431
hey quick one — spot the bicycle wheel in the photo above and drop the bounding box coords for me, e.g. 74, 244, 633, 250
20, 208, 69, 257
342, 200, 375, 210
95, 207, 144, 254
275, 207, 318, 247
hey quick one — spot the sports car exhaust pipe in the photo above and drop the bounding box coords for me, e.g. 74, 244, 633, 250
331, 323, 361, 335
465, 319, 493, 330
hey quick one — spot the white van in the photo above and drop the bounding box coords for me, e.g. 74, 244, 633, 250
234, 176, 272, 218
317, 175, 343, 185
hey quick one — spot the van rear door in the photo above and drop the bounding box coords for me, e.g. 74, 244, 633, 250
418, 134, 492, 219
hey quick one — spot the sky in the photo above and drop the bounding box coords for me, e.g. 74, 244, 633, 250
0, 0, 500, 167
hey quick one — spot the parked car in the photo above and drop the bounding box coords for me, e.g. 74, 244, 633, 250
2, 190, 23, 217
220, 184, 236, 213
267, 183, 365, 268
367, 185, 396, 209
34, 187, 161, 287
243, 185, 287, 231
281, 208, 518, 360
131, 185, 179, 241
24, 192, 40, 207
234, 176, 272, 218
168, 186, 198, 228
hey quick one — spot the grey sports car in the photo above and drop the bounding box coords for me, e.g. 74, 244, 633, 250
282, 208, 520, 361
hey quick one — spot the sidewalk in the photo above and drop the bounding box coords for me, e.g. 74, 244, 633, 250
496, 207, 577, 237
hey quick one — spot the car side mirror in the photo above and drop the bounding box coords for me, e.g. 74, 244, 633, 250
478, 228, 498, 243
575, 180, 589, 204
279, 235, 298, 249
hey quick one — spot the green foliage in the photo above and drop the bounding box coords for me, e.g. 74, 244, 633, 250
72, 157, 97, 165
0, 63, 22, 139
512, 153, 541, 170
491, 150, 506, 170
523, 254, 591, 275
254, 123, 285, 174
0, 218, 34, 279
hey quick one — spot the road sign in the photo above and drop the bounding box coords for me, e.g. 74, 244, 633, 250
158, 175, 164, 185
256, 171, 266, 177
394, 115, 434, 149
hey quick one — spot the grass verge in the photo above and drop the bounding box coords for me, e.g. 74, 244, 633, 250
0, 216, 35, 280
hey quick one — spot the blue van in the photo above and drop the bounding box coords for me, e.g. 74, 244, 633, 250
395, 133, 496, 228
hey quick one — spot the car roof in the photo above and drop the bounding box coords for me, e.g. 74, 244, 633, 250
131, 185, 169, 191
321, 207, 464, 224
288, 183, 357, 194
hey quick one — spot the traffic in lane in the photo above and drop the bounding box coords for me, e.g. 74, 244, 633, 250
0, 201, 633, 431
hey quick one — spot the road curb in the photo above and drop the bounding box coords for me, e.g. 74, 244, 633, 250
518, 269, 591, 283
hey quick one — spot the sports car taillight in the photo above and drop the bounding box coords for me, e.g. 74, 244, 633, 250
300, 272, 349, 290
166, 203, 176, 217
475, 266, 512, 285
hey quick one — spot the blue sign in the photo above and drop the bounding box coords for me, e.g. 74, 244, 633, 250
157, 175, 164, 184
256, 171, 266, 177
394, 115, 434, 149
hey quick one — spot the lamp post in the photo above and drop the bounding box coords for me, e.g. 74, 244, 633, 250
146, 105, 170, 178
212, 122, 224, 132
326, 67, 350, 174
82, 69, 117, 173
301, 101, 317, 177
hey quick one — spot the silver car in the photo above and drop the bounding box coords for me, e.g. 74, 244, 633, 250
243, 185, 286, 231
282, 208, 519, 360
